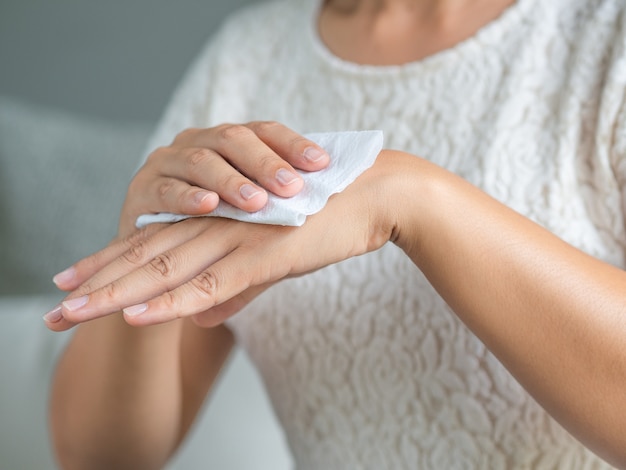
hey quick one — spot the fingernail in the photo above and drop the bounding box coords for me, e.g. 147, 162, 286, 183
240, 184, 263, 200
303, 146, 326, 163
193, 190, 212, 206
275, 168, 300, 186
43, 305, 63, 323
123, 303, 148, 316
62, 295, 89, 312
53, 266, 76, 286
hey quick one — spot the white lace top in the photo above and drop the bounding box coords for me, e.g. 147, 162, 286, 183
146, 0, 626, 467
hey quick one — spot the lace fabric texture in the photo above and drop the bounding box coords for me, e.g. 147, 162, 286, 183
147, 0, 626, 467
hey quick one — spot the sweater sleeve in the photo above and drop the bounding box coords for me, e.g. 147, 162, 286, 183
612, 96, 626, 217
136, 25, 231, 168
136, 1, 300, 170
607, 9, 626, 228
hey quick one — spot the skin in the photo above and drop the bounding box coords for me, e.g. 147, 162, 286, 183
46, 0, 626, 468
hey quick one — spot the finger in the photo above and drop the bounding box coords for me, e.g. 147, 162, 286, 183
179, 123, 329, 173
43, 304, 79, 332
190, 283, 274, 328
59, 218, 236, 325
51, 224, 165, 291
192, 124, 317, 198
246, 121, 330, 171
120, 241, 292, 326
48, 222, 193, 329
118, 169, 219, 237
151, 146, 269, 212
148, 176, 220, 215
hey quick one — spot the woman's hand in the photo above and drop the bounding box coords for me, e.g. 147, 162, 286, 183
118, 121, 330, 237
46, 150, 404, 331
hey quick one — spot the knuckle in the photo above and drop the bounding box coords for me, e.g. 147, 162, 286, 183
249, 120, 280, 134
187, 148, 215, 168
191, 271, 219, 301
146, 146, 169, 162
121, 238, 151, 266
158, 179, 176, 198
73, 281, 94, 298
148, 252, 177, 279
211, 123, 231, 135
173, 128, 198, 145
125, 226, 152, 247
160, 290, 180, 313
144, 147, 170, 171
216, 171, 244, 190
255, 152, 278, 169
217, 124, 252, 142
100, 282, 122, 303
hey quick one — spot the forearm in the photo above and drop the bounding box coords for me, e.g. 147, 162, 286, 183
387, 151, 626, 465
50, 315, 184, 470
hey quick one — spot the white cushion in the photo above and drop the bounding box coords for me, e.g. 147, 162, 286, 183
0, 96, 150, 295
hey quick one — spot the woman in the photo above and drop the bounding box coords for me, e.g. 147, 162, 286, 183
46, 0, 626, 468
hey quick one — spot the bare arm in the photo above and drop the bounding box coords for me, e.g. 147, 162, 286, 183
50, 314, 234, 470
390, 152, 626, 466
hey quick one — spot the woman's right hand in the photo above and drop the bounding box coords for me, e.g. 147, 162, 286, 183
118, 121, 330, 237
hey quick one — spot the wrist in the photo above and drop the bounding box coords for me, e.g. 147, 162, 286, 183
368, 150, 432, 253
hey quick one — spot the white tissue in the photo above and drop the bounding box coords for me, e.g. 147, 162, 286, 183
136, 130, 384, 228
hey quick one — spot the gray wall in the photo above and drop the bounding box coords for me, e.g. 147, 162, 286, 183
0, 0, 258, 122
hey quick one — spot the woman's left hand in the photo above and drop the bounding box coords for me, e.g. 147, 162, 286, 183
49, 150, 404, 330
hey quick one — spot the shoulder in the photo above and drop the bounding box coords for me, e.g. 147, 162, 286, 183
530, 0, 626, 91
545, 0, 625, 41
186, 0, 312, 87
520, 0, 624, 45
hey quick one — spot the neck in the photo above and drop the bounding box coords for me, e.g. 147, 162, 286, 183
320, 0, 516, 65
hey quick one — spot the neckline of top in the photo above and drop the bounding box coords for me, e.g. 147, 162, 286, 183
306, 0, 537, 76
